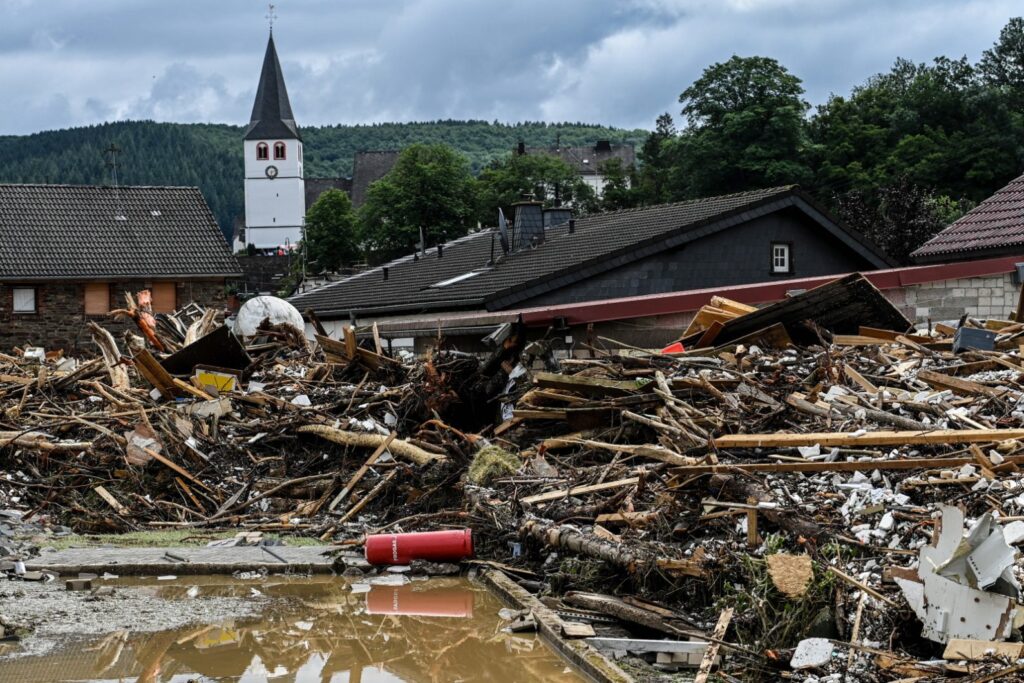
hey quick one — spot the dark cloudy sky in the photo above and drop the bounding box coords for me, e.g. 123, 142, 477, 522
0, 0, 1019, 135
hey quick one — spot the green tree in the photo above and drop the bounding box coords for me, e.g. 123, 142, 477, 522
476, 153, 597, 217
598, 158, 638, 211
358, 143, 478, 263
833, 177, 971, 265
675, 55, 812, 197
980, 17, 1024, 94
304, 189, 359, 272
636, 113, 677, 203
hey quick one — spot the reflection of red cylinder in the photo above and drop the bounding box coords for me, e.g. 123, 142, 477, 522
366, 584, 474, 618
364, 529, 473, 565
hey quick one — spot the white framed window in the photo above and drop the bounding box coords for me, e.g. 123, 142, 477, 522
771, 243, 791, 274
12, 287, 36, 313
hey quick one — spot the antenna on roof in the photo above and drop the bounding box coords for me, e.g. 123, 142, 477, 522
104, 143, 125, 220
266, 3, 277, 32
497, 208, 511, 255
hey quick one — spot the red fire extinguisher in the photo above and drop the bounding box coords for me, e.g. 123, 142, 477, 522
365, 529, 474, 565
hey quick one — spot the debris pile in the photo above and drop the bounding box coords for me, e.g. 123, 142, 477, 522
6, 276, 1024, 680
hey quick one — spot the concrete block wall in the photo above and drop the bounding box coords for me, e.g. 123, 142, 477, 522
892, 272, 1018, 322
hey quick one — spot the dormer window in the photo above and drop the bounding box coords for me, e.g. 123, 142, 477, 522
256, 142, 269, 160
274, 142, 286, 160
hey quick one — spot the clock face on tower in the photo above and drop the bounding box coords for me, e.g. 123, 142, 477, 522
265, 165, 279, 179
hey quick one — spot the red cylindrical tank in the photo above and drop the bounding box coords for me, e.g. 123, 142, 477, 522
364, 529, 473, 565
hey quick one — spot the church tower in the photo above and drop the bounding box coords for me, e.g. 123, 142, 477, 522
240, 32, 305, 251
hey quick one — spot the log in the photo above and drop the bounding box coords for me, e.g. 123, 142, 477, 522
522, 518, 647, 572
296, 424, 444, 466
708, 474, 826, 541
564, 591, 701, 635
712, 428, 1024, 448
88, 322, 130, 391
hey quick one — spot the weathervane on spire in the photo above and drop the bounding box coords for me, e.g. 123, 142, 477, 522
266, 3, 277, 32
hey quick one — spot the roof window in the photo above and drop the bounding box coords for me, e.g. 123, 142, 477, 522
430, 271, 481, 288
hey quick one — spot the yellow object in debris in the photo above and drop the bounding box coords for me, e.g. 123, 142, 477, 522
194, 369, 237, 394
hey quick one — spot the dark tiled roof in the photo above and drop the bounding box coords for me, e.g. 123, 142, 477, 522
351, 151, 400, 207
245, 34, 301, 141
290, 186, 888, 317
0, 184, 241, 280
520, 142, 636, 175
912, 173, 1024, 262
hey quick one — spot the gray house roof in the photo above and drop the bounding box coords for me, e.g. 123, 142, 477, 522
245, 33, 301, 141
0, 184, 241, 281
290, 186, 891, 318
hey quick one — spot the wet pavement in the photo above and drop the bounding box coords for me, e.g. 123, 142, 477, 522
0, 575, 583, 683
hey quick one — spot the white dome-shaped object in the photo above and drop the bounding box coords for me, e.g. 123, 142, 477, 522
235, 296, 305, 338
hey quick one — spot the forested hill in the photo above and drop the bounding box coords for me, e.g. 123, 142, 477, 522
0, 119, 648, 241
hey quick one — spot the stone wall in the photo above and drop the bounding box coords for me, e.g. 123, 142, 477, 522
888, 272, 1018, 322
0, 279, 228, 353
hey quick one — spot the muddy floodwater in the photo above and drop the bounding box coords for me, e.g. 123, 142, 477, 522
0, 575, 584, 683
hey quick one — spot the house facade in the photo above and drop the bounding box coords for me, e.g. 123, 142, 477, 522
0, 184, 241, 351
289, 185, 891, 348
909, 171, 1024, 320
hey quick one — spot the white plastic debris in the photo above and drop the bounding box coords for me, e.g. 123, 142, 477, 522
1004, 521, 1024, 546
790, 638, 835, 669
234, 296, 305, 338
894, 505, 1022, 643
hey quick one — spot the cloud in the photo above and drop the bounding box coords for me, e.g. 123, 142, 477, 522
126, 63, 246, 122
0, 0, 1020, 134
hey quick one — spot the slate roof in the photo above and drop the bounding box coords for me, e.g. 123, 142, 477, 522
912, 172, 1024, 262
245, 33, 301, 141
0, 184, 241, 281
290, 186, 890, 318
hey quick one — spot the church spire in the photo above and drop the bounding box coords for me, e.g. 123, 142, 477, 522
245, 33, 301, 141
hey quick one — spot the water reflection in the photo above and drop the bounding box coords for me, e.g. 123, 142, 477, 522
0, 577, 581, 683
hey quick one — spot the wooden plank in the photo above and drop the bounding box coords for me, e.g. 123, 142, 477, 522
712, 428, 1024, 449
943, 639, 1024, 661
328, 432, 396, 512
827, 566, 899, 607
588, 638, 709, 654
532, 371, 644, 397
833, 335, 890, 346
916, 369, 1009, 398
520, 477, 639, 505
695, 320, 724, 348
562, 622, 597, 638
142, 446, 214, 493
594, 511, 658, 526
513, 409, 569, 421
694, 607, 733, 683
134, 349, 177, 398
710, 273, 912, 347
709, 296, 757, 316
94, 485, 129, 515
859, 326, 933, 343
716, 322, 791, 351
343, 325, 358, 359
844, 365, 878, 394
670, 453, 1024, 476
